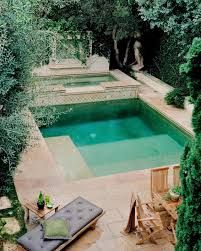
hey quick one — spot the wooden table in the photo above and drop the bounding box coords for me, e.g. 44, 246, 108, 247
154, 192, 181, 243
24, 202, 59, 221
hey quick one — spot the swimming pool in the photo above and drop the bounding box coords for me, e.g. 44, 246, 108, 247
36, 74, 117, 88
40, 99, 192, 177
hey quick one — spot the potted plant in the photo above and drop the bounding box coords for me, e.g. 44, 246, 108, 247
37, 191, 45, 210
45, 195, 53, 209
45, 195, 50, 205
169, 186, 181, 201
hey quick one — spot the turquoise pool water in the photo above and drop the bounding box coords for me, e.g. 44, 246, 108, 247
40, 99, 192, 176
36, 74, 117, 87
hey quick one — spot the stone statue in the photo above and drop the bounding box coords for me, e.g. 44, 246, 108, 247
132, 32, 144, 71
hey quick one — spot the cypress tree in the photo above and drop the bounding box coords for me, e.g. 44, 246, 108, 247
176, 38, 201, 250
176, 136, 201, 250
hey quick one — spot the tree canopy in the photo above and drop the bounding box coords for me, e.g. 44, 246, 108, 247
0, 0, 34, 176
175, 38, 201, 251
136, 0, 201, 49
32, 0, 146, 67
0, 0, 56, 190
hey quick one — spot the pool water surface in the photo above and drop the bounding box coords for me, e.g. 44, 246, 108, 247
36, 74, 117, 88
40, 99, 191, 177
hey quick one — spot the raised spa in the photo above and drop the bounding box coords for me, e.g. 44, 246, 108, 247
36, 74, 117, 88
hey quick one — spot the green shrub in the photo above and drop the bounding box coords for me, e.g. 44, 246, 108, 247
0, 0, 35, 171
176, 38, 201, 250
192, 95, 201, 134
165, 88, 188, 109
176, 135, 201, 251
180, 38, 201, 103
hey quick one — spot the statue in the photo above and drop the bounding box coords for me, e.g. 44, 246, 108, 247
132, 32, 144, 71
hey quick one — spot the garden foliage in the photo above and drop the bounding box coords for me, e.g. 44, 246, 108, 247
192, 96, 201, 134
136, 0, 201, 50
0, 0, 34, 188
136, 0, 201, 104
32, 0, 146, 67
176, 135, 201, 251
0, 0, 59, 190
180, 38, 201, 103
175, 39, 201, 251
0, 1, 35, 244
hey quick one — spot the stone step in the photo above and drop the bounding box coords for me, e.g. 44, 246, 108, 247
45, 136, 93, 180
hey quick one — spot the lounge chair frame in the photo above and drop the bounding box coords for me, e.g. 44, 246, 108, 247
135, 194, 164, 245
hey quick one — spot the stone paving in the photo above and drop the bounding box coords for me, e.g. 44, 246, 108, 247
14, 71, 193, 251
0, 196, 21, 250
0, 197, 11, 210
3, 242, 18, 251
2, 217, 20, 235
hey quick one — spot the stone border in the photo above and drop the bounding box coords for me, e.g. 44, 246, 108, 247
135, 72, 173, 95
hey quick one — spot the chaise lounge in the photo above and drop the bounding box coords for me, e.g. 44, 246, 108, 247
18, 196, 104, 251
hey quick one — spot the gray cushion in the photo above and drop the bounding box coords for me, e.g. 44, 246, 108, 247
18, 197, 103, 251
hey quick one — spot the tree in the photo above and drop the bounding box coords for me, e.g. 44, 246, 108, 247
192, 95, 201, 134
176, 135, 201, 251
180, 38, 201, 103
136, 0, 201, 100
33, 0, 145, 68
136, 0, 201, 51
78, 0, 144, 67
176, 39, 201, 250
0, 0, 34, 183
0, 0, 57, 191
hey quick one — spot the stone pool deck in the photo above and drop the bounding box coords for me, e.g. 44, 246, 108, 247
15, 147, 174, 251
14, 72, 193, 251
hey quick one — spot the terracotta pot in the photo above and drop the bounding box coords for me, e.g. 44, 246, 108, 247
37, 201, 45, 210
